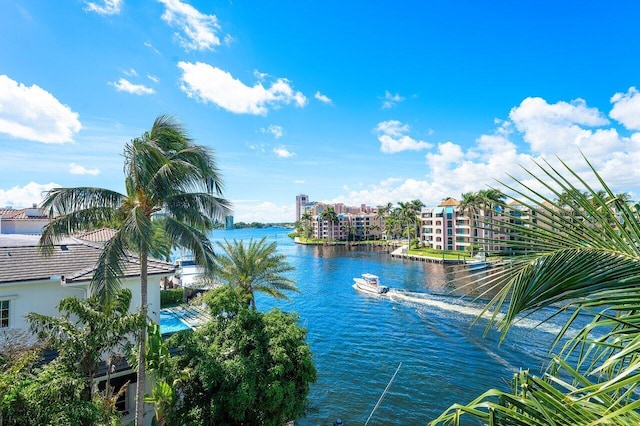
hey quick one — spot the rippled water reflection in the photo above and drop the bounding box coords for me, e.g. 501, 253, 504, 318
209, 228, 562, 425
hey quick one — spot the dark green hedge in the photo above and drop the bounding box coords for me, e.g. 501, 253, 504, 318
161, 289, 184, 307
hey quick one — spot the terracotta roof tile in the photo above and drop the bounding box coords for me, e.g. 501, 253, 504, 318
74, 228, 118, 242
439, 198, 460, 207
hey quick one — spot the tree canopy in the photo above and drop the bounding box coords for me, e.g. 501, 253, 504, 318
167, 286, 317, 425
212, 237, 298, 309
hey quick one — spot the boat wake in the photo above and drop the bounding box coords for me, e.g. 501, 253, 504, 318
384, 289, 572, 337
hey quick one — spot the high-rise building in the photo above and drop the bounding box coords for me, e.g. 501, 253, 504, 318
225, 216, 234, 230
295, 194, 309, 222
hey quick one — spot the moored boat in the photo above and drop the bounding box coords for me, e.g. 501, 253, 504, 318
353, 273, 389, 294
467, 253, 489, 271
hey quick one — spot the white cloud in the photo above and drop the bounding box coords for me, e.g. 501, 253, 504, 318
178, 62, 307, 115
144, 41, 162, 55
147, 74, 159, 83
610, 87, 640, 131
293, 179, 305, 184
315, 91, 333, 105
381, 90, 405, 109
329, 178, 435, 209
260, 125, 284, 139
69, 163, 100, 175
158, 0, 223, 51
0, 75, 81, 143
273, 147, 296, 158
340, 92, 640, 211
0, 182, 59, 209
254, 70, 269, 81
509, 97, 609, 154
123, 68, 138, 77
83, 0, 122, 15
233, 200, 294, 223
109, 78, 155, 95
374, 120, 433, 153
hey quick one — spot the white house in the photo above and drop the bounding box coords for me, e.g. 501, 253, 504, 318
0, 233, 174, 424
0, 206, 50, 235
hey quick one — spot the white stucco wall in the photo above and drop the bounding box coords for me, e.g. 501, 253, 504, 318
0, 274, 163, 344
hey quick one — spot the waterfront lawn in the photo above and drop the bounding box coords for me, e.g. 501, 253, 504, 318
408, 247, 474, 260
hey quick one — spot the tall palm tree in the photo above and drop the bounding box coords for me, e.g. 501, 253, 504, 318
410, 199, 425, 243
343, 222, 355, 244
458, 191, 483, 255
39, 115, 231, 426
431, 157, 640, 425
375, 202, 393, 242
301, 211, 313, 239
320, 206, 339, 242
476, 188, 505, 253
212, 237, 298, 309
398, 200, 422, 247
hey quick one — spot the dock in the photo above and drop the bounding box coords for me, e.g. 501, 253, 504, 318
389, 246, 468, 264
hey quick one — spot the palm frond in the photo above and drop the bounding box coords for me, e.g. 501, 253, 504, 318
434, 156, 640, 424
39, 188, 125, 255
90, 230, 129, 303
212, 237, 297, 308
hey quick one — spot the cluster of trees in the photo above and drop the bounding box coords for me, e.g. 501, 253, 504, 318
166, 287, 316, 425
0, 116, 315, 425
375, 200, 424, 245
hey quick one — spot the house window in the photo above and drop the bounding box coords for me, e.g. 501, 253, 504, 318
98, 372, 136, 415
0, 300, 9, 328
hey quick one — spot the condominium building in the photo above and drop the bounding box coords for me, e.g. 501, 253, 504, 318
420, 198, 543, 253
420, 198, 472, 251
295, 194, 309, 222
295, 195, 383, 240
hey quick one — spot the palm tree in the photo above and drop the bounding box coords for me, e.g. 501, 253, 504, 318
301, 211, 313, 239
476, 188, 505, 253
431, 157, 640, 425
458, 191, 482, 255
27, 289, 145, 415
213, 237, 298, 309
320, 206, 339, 242
343, 222, 355, 244
397, 200, 422, 247
410, 199, 425, 243
385, 209, 402, 241
39, 115, 231, 426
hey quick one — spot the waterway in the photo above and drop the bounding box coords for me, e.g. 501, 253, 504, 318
208, 227, 566, 425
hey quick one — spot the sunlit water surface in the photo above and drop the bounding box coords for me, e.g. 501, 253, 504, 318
207, 228, 573, 425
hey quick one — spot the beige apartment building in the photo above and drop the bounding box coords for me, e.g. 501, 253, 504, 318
420, 198, 540, 253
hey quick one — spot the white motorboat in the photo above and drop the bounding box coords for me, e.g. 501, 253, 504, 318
467, 253, 489, 271
174, 257, 209, 289
353, 273, 389, 294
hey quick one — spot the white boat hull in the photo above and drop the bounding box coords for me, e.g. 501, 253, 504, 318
353, 278, 389, 294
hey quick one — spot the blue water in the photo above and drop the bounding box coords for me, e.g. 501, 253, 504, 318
160, 310, 190, 334
208, 228, 563, 425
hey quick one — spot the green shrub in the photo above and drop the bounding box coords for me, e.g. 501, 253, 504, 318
160, 289, 184, 307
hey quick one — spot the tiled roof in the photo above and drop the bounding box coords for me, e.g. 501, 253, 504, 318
0, 208, 49, 220
439, 198, 460, 207
74, 228, 118, 242
0, 235, 174, 285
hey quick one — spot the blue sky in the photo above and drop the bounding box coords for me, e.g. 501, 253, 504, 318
2, 1, 640, 223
